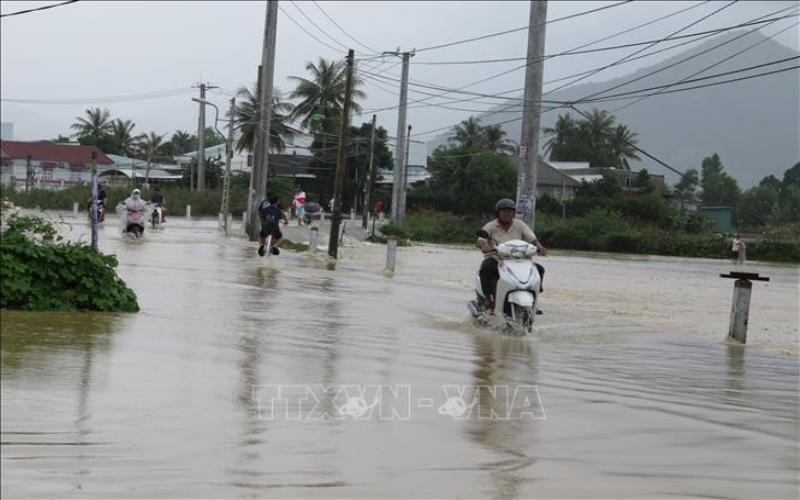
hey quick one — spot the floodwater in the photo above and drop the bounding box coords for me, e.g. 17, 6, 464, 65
2, 213, 799, 499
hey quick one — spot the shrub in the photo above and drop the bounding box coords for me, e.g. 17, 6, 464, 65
0, 215, 139, 312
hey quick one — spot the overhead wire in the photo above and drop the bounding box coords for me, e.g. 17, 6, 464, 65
1, 0, 79, 18
311, 0, 380, 55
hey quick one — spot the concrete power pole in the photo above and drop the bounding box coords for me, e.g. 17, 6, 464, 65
248, 0, 279, 242
386, 49, 414, 224
362, 114, 377, 229
399, 123, 411, 221
246, 66, 263, 239
328, 49, 355, 261
517, 0, 548, 228
220, 97, 236, 233
197, 83, 206, 191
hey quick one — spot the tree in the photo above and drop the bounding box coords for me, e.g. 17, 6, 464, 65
111, 119, 137, 157
203, 126, 225, 148
674, 168, 700, 200
543, 109, 639, 169
699, 153, 741, 208
288, 57, 366, 130
70, 107, 114, 142
758, 174, 782, 192
543, 114, 577, 157
483, 125, 516, 155
632, 168, 655, 194
233, 85, 296, 153
607, 125, 640, 170
449, 116, 485, 151
169, 130, 197, 156
135, 132, 167, 185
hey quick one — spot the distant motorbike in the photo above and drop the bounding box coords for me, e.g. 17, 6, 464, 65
87, 198, 106, 223
151, 203, 163, 228
467, 230, 541, 334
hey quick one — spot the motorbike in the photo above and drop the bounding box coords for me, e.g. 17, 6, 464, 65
117, 201, 151, 239
87, 198, 105, 223
467, 230, 541, 334
151, 203, 163, 228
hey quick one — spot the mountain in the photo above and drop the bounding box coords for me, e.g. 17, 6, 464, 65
427, 31, 800, 188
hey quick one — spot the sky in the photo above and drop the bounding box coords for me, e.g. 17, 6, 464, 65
1, 0, 798, 166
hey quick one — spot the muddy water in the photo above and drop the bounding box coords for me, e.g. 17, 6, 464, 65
1, 214, 798, 498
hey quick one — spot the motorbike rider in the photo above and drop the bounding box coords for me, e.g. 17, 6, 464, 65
258, 192, 288, 256
476, 198, 548, 312
87, 185, 108, 222
149, 186, 167, 222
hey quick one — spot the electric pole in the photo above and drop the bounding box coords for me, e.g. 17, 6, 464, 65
197, 83, 206, 191
90, 151, 98, 251
328, 49, 355, 260
517, 0, 548, 228
399, 123, 412, 221
362, 114, 376, 229
246, 66, 263, 239
248, 0, 279, 242
220, 97, 235, 233
385, 49, 414, 224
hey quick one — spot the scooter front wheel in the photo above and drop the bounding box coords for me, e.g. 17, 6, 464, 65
509, 303, 533, 334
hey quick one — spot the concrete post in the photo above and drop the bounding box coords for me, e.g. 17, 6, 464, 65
186, 205, 192, 218
309, 226, 319, 254
73, 202, 79, 218
720, 271, 770, 344
385, 236, 398, 274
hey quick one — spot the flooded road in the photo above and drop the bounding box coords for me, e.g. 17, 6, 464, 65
2, 213, 798, 498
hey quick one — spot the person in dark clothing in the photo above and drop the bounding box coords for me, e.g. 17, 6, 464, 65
258, 193, 288, 256
149, 186, 167, 222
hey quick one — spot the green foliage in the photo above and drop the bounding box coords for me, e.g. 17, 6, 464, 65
1, 215, 139, 312
543, 109, 640, 169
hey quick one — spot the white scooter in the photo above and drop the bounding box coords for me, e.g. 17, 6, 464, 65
467, 230, 541, 334
151, 204, 163, 228
116, 201, 151, 239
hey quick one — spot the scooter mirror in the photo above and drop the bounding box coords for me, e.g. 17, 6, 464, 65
476, 230, 490, 239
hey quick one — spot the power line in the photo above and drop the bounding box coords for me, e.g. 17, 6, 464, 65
609, 18, 800, 112
1, 87, 197, 104
415, 0, 634, 53
1, 0, 79, 18
278, 4, 346, 55
311, 0, 380, 55
287, 0, 352, 53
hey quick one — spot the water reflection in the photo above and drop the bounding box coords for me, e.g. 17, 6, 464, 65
467, 334, 541, 499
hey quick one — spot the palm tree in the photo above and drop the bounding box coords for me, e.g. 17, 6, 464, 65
70, 107, 114, 141
607, 124, 640, 170
483, 124, 516, 155
135, 132, 167, 185
449, 116, 485, 151
287, 57, 366, 131
582, 108, 616, 148
543, 113, 577, 157
169, 130, 196, 156
111, 119, 137, 157
233, 85, 296, 154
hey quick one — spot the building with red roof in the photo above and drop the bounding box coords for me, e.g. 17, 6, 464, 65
0, 140, 114, 191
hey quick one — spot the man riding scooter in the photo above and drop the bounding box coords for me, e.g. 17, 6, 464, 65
476, 198, 548, 313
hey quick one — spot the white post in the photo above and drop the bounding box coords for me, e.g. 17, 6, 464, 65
218, 212, 224, 230
225, 214, 233, 235
728, 279, 752, 344
309, 226, 319, 254
73, 202, 79, 218
385, 236, 398, 274
350, 208, 356, 221
186, 205, 192, 218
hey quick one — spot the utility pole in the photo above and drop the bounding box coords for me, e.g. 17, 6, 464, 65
399, 124, 412, 221
90, 151, 98, 251
517, 0, 548, 228
220, 97, 236, 233
246, 65, 263, 239
25, 154, 32, 191
197, 83, 206, 191
385, 49, 414, 224
362, 114, 376, 229
328, 49, 355, 261
249, 0, 279, 242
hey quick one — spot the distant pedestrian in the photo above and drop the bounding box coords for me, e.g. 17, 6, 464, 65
292, 185, 307, 227
374, 198, 384, 221
731, 234, 746, 264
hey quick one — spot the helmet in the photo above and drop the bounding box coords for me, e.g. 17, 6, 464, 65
495, 198, 516, 212
132, 189, 141, 195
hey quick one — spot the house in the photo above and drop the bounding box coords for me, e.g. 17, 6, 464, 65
98, 154, 183, 186
0, 140, 114, 191
551, 161, 667, 195
534, 158, 582, 200
375, 165, 432, 187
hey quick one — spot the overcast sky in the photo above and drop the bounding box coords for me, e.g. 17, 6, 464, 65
2, 0, 798, 163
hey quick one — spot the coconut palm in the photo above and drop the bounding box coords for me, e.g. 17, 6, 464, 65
111, 119, 137, 157
582, 108, 616, 148
169, 130, 196, 156
449, 117, 485, 151
135, 132, 167, 185
483, 124, 516, 155
543, 113, 577, 157
70, 107, 114, 141
607, 124, 640, 170
287, 57, 366, 131
233, 85, 296, 154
